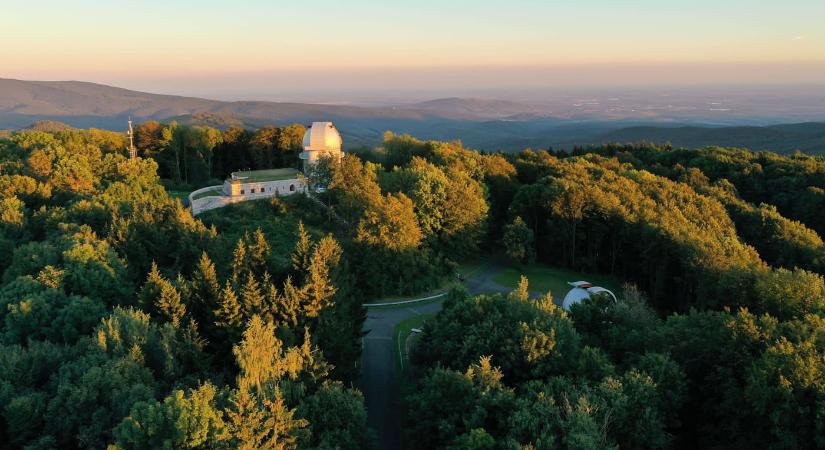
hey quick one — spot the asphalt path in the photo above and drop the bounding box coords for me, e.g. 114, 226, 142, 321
360, 263, 509, 450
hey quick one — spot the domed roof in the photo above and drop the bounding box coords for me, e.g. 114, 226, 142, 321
302, 122, 342, 152
562, 288, 592, 311
561, 281, 617, 311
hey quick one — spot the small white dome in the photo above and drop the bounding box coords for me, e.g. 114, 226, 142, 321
302, 122, 342, 153
562, 288, 592, 311
561, 282, 617, 311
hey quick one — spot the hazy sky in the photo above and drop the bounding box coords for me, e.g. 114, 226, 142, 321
2, 0, 824, 100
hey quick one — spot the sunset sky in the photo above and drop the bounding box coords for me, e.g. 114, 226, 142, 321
2, 0, 823, 99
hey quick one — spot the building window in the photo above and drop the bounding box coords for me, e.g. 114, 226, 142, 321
289, 184, 295, 192
251, 188, 256, 193
240, 189, 245, 195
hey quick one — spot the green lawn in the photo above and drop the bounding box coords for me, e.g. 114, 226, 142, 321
393, 314, 435, 373
456, 258, 492, 279
364, 257, 491, 307
232, 168, 299, 183
192, 187, 223, 200
494, 262, 622, 299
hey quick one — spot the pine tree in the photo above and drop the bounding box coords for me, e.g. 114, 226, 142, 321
263, 280, 281, 326
279, 276, 303, 328
191, 252, 220, 326
232, 316, 329, 388
291, 222, 312, 274
215, 281, 242, 336
240, 273, 265, 319
233, 315, 284, 390
175, 273, 192, 311
302, 236, 342, 318
231, 240, 248, 284
156, 279, 186, 327
140, 262, 186, 326
226, 385, 306, 450
247, 228, 271, 276
138, 262, 164, 310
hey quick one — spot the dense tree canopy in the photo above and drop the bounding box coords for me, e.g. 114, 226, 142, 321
402, 142, 825, 449
0, 128, 367, 449
2, 123, 824, 449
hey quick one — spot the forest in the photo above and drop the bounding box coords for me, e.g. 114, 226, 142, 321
0, 122, 823, 449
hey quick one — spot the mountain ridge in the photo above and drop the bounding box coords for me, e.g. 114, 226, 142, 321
1, 78, 824, 154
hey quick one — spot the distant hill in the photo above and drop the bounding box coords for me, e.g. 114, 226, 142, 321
0, 78, 608, 148
578, 122, 825, 154
23, 120, 75, 132
0, 78, 441, 124
170, 112, 247, 129
1, 78, 824, 154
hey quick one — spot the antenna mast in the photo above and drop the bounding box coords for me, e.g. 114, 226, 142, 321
127, 117, 136, 159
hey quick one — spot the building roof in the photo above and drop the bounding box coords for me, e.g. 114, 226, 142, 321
229, 168, 300, 183
302, 122, 342, 154
562, 281, 617, 311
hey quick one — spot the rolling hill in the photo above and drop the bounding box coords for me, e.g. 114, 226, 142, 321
1, 78, 824, 154
580, 122, 825, 154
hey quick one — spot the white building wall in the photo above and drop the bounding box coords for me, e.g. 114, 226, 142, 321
190, 177, 305, 215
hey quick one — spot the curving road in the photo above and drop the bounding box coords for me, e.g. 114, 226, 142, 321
360, 263, 509, 450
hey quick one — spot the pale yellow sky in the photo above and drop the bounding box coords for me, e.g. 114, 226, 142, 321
2, 0, 823, 93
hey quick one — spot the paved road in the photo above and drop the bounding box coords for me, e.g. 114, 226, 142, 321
361, 301, 447, 450
360, 262, 509, 450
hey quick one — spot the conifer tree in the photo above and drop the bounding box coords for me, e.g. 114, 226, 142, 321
191, 252, 220, 326
247, 228, 271, 276
233, 315, 284, 390
240, 273, 265, 319
227, 315, 311, 450
227, 385, 306, 450
303, 236, 342, 318
215, 281, 242, 337
291, 222, 312, 274
279, 275, 303, 328
138, 262, 164, 310
156, 278, 186, 327
231, 240, 248, 284
140, 262, 186, 326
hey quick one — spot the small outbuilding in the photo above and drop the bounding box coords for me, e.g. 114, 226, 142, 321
562, 281, 617, 311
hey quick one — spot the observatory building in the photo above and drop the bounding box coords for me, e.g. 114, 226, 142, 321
300, 122, 343, 171
188, 121, 343, 215
562, 281, 617, 311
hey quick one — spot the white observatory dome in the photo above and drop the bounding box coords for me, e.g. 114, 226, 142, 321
300, 122, 343, 171
562, 281, 617, 311
302, 122, 342, 153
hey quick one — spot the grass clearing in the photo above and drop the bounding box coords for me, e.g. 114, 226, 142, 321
192, 187, 223, 200
232, 168, 299, 183
393, 313, 435, 373
494, 262, 622, 299
456, 258, 492, 279
364, 255, 493, 308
